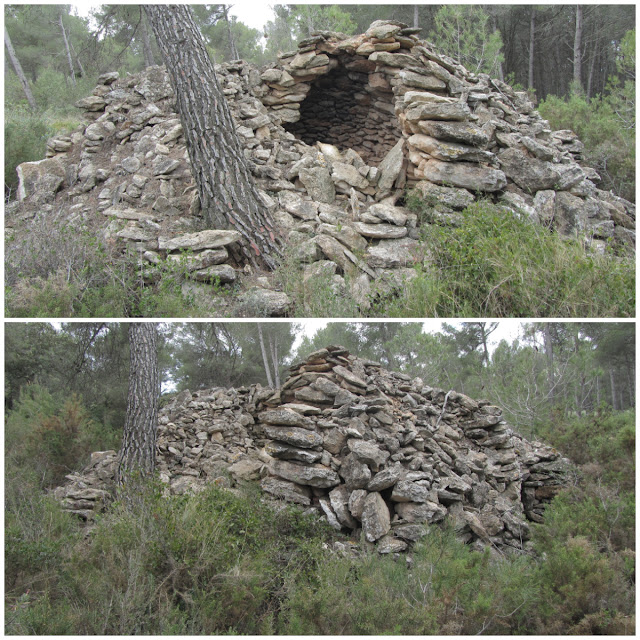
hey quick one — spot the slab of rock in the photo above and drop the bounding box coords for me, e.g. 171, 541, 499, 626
367, 466, 401, 491
352, 221, 408, 239
264, 425, 324, 449
329, 485, 358, 529
339, 452, 372, 489
367, 203, 408, 226
409, 134, 494, 163
413, 180, 475, 210
237, 289, 291, 317
395, 500, 447, 523
391, 480, 430, 503
405, 101, 471, 122
416, 120, 490, 147
271, 459, 340, 488
376, 138, 405, 191
16, 158, 66, 202
266, 441, 323, 463
299, 165, 336, 204
192, 264, 237, 284
332, 162, 370, 190
366, 237, 420, 269
498, 147, 561, 194
420, 159, 507, 192
261, 477, 311, 505
261, 408, 315, 429
159, 229, 242, 252
362, 492, 391, 542
377, 534, 408, 554
348, 439, 390, 471
348, 489, 368, 520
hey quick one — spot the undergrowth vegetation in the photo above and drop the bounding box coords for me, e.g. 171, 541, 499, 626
5, 387, 635, 635
378, 196, 635, 318
4, 213, 220, 318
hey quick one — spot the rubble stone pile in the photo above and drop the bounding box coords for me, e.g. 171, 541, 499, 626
10, 20, 634, 313
54, 346, 569, 554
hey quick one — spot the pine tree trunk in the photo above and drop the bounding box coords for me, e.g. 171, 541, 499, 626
573, 5, 583, 90
117, 323, 159, 485
58, 12, 76, 85
140, 12, 156, 67
257, 324, 274, 387
143, 5, 282, 270
4, 26, 37, 110
528, 7, 535, 90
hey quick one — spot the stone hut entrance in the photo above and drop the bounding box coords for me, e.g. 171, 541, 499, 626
282, 56, 403, 166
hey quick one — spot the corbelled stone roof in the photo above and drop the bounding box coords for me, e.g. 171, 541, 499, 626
9, 20, 634, 315
54, 346, 569, 554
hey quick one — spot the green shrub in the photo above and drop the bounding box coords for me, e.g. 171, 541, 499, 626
539, 90, 635, 202
5, 217, 215, 318
4, 108, 51, 194
380, 198, 635, 318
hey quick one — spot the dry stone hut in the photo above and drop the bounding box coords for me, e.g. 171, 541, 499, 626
54, 346, 569, 555
9, 21, 635, 313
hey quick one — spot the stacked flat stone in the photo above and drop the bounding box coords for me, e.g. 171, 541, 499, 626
53, 346, 568, 555
10, 21, 634, 315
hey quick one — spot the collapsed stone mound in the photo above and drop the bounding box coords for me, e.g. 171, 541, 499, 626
54, 346, 569, 554
9, 20, 634, 315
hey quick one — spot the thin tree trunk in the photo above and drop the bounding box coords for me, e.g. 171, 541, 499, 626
223, 6, 239, 60
586, 42, 597, 100
4, 26, 37, 110
269, 333, 280, 387
69, 39, 85, 78
609, 369, 617, 410
144, 5, 281, 270
573, 5, 583, 90
488, 9, 504, 81
58, 12, 76, 85
528, 7, 535, 90
140, 12, 156, 67
117, 323, 159, 485
543, 324, 555, 405
413, 5, 419, 29
257, 324, 274, 387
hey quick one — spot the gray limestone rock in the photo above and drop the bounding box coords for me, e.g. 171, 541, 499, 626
362, 492, 391, 542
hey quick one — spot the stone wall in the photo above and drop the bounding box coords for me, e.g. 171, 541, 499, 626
54, 346, 568, 555
9, 20, 635, 315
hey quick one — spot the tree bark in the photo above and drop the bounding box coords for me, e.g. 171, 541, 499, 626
573, 5, 583, 90
413, 5, 419, 29
4, 26, 37, 110
117, 323, 159, 485
140, 11, 156, 67
144, 5, 282, 270
257, 324, 274, 387
528, 7, 535, 90
58, 12, 76, 85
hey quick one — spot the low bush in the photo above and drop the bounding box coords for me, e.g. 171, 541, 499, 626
539, 89, 635, 203
5, 213, 215, 317
380, 198, 635, 318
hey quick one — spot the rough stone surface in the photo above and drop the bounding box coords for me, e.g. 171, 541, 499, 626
54, 346, 570, 555
9, 20, 633, 313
